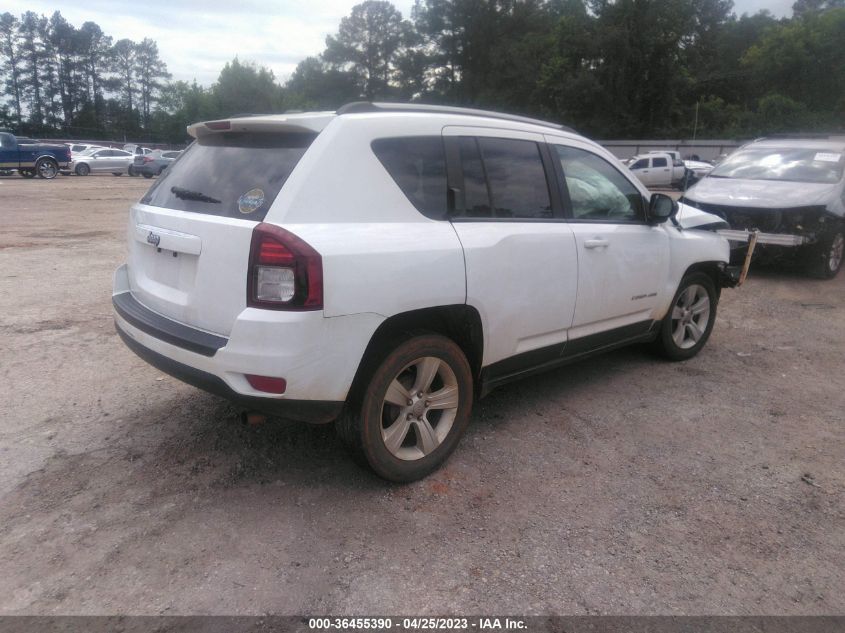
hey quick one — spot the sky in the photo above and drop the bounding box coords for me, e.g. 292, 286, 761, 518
3, 0, 795, 87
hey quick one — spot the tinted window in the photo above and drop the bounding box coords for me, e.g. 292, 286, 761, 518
114, 150, 131, 157
630, 158, 648, 169
455, 137, 492, 218
0, 133, 14, 148
371, 137, 447, 218
556, 145, 644, 222
477, 137, 551, 219
652, 157, 668, 167
141, 132, 315, 219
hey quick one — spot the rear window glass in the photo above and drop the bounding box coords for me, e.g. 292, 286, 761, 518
140, 132, 316, 219
371, 137, 447, 219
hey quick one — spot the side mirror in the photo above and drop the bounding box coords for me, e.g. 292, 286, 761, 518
648, 193, 678, 224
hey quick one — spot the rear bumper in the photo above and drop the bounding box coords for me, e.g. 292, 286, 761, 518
112, 264, 381, 422
115, 326, 343, 423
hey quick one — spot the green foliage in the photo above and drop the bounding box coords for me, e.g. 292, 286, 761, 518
324, 0, 410, 99
213, 58, 284, 116
0, 2, 843, 143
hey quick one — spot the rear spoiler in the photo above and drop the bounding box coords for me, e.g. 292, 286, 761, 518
187, 114, 334, 139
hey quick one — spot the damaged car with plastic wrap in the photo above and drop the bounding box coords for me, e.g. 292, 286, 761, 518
681, 137, 845, 279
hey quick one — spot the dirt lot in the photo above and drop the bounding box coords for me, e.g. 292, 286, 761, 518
1, 175, 843, 615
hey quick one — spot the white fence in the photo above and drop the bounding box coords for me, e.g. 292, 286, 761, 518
600, 139, 744, 161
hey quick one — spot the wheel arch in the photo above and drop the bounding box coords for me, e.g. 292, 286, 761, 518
682, 260, 723, 290
33, 153, 60, 164
346, 304, 484, 405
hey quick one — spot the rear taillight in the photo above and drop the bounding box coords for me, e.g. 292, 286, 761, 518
143, 156, 154, 163
247, 223, 323, 310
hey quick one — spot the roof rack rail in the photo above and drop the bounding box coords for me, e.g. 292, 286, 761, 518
336, 101, 576, 134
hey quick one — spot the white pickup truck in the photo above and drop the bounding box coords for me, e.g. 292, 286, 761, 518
627, 152, 686, 188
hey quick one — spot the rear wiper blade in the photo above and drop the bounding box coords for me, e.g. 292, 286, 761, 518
170, 186, 221, 203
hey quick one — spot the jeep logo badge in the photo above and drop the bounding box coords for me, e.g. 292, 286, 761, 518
147, 231, 161, 247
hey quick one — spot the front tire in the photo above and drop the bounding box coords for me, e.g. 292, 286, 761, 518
806, 230, 844, 279
142, 172, 153, 179
36, 157, 59, 179
337, 334, 473, 482
653, 272, 717, 361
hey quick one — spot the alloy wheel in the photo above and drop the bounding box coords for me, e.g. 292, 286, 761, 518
670, 284, 711, 350
379, 356, 460, 461
828, 233, 844, 274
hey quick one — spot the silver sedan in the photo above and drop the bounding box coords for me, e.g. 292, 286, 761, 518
71, 148, 135, 176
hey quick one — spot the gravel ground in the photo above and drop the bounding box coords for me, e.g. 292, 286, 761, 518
0, 175, 843, 615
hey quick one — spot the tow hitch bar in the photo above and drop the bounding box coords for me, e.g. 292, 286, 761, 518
719, 229, 759, 288
737, 229, 759, 287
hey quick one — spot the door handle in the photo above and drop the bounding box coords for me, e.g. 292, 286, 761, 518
584, 238, 609, 249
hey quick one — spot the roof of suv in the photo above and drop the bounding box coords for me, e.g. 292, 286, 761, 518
187, 102, 576, 140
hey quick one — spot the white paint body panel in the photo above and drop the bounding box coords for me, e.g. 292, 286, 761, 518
452, 221, 578, 366
568, 223, 670, 330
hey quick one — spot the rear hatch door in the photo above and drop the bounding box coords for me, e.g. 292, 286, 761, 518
127, 130, 317, 336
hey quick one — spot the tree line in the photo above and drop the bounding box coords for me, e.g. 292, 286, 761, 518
1, 0, 843, 144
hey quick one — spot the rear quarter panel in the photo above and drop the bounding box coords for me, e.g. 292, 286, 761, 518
265, 116, 467, 319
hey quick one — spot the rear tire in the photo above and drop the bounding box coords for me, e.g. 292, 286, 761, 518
653, 272, 717, 361
128, 165, 137, 177
36, 157, 59, 179
75, 163, 90, 176
112, 172, 123, 176
142, 172, 153, 179
337, 333, 474, 482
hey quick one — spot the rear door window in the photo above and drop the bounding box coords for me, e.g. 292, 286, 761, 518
652, 157, 668, 167
477, 137, 552, 219
453, 137, 493, 218
141, 132, 316, 220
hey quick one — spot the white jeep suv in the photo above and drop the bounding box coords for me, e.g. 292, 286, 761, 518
113, 102, 736, 482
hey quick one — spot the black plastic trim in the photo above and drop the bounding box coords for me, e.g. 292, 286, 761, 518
116, 325, 344, 423
480, 320, 658, 396
337, 101, 576, 133
112, 292, 228, 357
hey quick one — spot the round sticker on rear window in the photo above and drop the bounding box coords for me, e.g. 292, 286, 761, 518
238, 188, 265, 214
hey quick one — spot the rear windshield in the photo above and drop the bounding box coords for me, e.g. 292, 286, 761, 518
710, 147, 845, 184
140, 131, 316, 219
